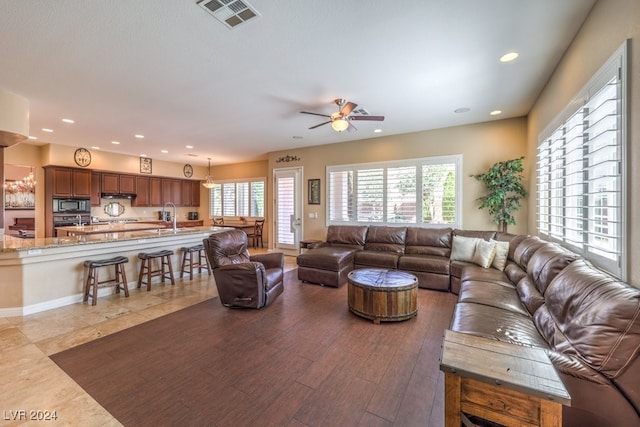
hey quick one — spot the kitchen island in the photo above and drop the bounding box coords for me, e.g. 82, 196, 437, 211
0, 226, 230, 317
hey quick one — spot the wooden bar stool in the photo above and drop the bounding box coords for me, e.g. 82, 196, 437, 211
83, 256, 129, 306
137, 250, 175, 291
179, 245, 211, 280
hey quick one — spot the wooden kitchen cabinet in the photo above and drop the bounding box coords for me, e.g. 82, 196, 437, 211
149, 177, 162, 206
191, 181, 201, 207
181, 180, 192, 207
91, 172, 101, 206
120, 175, 136, 193
162, 178, 183, 206
101, 173, 119, 193
102, 173, 136, 194
46, 167, 92, 198
133, 176, 150, 206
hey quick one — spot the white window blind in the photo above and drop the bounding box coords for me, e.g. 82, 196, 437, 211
209, 178, 266, 219
537, 42, 626, 279
328, 155, 461, 228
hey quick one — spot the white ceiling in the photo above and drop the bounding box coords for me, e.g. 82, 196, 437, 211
0, 1, 596, 166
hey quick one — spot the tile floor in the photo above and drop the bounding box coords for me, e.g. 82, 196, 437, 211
0, 250, 297, 426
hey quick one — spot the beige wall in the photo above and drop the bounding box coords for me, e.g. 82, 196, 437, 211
527, 0, 639, 285
268, 117, 528, 241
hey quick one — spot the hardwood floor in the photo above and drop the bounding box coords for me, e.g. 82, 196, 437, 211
50, 269, 458, 426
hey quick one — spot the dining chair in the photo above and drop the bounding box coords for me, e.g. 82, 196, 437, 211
212, 217, 224, 226
246, 218, 265, 248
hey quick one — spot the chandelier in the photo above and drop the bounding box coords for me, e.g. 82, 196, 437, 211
202, 158, 215, 189
3, 168, 36, 193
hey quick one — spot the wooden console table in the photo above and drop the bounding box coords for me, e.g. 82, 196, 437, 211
439, 330, 570, 427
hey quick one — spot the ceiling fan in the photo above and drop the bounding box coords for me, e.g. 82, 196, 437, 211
300, 98, 385, 132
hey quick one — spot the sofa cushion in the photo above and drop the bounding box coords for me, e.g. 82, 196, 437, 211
504, 262, 527, 285
458, 280, 529, 315
326, 225, 369, 250
513, 236, 546, 269
526, 242, 580, 295
296, 246, 356, 271
490, 239, 510, 271
405, 227, 452, 257
354, 251, 400, 269
459, 264, 513, 287
363, 226, 407, 254
472, 239, 497, 268
537, 259, 640, 379
450, 302, 548, 348
454, 229, 496, 241
450, 235, 478, 262
516, 276, 545, 315
397, 254, 450, 275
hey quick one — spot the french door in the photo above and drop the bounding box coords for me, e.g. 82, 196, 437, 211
273, 167, 302, 251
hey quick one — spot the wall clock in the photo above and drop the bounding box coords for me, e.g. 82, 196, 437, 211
74, 148, 92, 167
183, 164, 193, 178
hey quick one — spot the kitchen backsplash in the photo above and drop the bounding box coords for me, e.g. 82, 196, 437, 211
91, 199, 201, 221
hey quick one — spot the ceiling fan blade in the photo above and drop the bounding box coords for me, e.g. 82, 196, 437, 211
300, 111, 332, 118
309, 121, 331, 129
340, 101, 357, 116
347, 121, 357, 133
350, 115, 385, 121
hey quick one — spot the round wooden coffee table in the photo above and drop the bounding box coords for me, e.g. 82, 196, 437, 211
347, 268, 418, 324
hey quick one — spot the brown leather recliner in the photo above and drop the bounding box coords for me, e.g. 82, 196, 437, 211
203, 229, 284, 309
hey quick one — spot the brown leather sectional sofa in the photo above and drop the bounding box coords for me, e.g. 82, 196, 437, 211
296, 225, 640, 427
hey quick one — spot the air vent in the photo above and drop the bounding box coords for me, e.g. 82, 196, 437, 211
352, 107, 370, 116
198, 0, 261, 29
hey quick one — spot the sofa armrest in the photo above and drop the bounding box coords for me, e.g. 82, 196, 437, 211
250, 252, 284, 270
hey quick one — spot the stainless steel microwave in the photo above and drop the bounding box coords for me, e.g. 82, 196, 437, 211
52, 198, 90, 213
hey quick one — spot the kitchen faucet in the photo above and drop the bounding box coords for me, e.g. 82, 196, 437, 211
164, 202, 177, 232
76, 214, 82, 227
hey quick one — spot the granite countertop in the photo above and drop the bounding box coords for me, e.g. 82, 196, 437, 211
0, 226, 232, 252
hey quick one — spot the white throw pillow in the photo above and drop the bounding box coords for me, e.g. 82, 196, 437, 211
472, 239, 497, 268
490, 239, 510, 271
450, 235, 479, 262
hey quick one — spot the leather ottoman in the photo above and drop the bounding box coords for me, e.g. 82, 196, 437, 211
297, 246, 357, 287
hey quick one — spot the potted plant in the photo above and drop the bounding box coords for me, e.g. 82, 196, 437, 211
471, 156, 527, 232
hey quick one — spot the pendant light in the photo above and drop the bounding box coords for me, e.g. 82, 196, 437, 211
202, 158, 215, 188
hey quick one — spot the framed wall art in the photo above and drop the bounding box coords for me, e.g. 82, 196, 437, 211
308, 178, 321, 205
140, 157, 152, 174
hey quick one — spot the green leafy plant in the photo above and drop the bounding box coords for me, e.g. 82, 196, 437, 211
471, 156, 527, 232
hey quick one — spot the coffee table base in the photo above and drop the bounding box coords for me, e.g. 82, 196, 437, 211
347, 269, 418, 324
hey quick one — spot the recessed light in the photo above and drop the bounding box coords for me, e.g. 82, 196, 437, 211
140, 154, 147, 157
454, 107, 470, 113
28, 136, 37, 140
161, 150, 168, 154
374, 129, 382, 133
185, 145, 194, 149
500, 52, 519, 62
490, 110, 502, 116
135, 134, 144, 139
91, 146, 100, 150
42, 128, 53, 133
111, 140, 120, 145
62, 118, 75, 124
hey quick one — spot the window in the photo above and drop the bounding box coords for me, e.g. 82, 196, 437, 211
209, 178, 265, 218
327, 155, 461, 228
537, 42, 627, 279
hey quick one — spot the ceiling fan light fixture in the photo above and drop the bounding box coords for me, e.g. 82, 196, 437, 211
202, 158, 216, 188
331, 118, 349, 132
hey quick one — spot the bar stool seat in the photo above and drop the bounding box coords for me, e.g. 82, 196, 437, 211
179, 245, 211, 280
137, 250, 175, 291
83, 256, 129, 306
